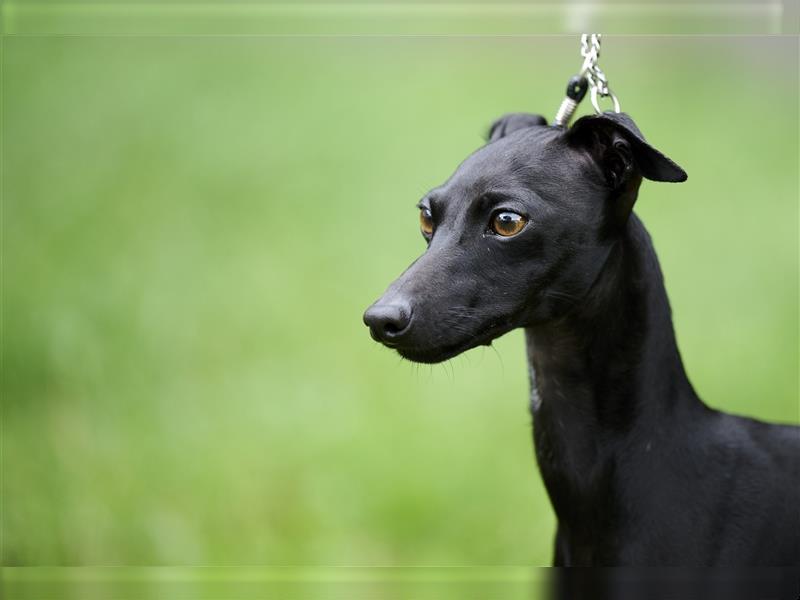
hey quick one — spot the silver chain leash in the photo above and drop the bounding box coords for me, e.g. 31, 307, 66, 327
580, 33, 620, 114
552, 33, 621, 127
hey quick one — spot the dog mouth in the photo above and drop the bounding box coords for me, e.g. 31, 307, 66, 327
391, 321, 516, 364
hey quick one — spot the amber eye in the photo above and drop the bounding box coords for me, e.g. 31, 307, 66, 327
419, 207, 434, 237
491, 211, 527, 237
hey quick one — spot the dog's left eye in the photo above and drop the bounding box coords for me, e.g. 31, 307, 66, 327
420, 207, 434, 237
491, 211, 527, 237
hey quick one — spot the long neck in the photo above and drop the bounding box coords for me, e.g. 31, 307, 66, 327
526, 214, 705, 537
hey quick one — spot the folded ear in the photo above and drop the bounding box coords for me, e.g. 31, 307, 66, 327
567, 112, 687, 185
488, 113, 547, 142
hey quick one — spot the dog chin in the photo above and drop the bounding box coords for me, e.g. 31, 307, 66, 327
393, 325, 513, 364
395, 343, 474, 364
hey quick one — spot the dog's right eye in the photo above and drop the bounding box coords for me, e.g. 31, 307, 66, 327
491, 211, 527, 237
419, 207, 434, 237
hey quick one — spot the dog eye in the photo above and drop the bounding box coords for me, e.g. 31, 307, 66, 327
491, 211, 527, 237
419, 207, 434, 237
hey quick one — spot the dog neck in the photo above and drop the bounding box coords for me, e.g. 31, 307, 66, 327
524, 212, 705, 546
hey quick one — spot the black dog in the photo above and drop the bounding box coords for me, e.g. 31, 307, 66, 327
363, 111, 800, 566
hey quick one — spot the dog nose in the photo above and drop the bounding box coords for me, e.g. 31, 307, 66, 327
363, 301, 413, 344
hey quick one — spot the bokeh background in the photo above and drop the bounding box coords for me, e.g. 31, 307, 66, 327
3, 26, 798, 576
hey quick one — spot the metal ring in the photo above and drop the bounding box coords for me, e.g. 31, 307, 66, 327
590, 86, 621, 114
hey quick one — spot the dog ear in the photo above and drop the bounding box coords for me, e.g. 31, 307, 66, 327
567, 112, 687, 185
488, 113, 547, 142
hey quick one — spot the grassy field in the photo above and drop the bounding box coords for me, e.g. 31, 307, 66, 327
2, 34, 798, 570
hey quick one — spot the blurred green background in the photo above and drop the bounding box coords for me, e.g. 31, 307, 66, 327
2, 33, 798, 571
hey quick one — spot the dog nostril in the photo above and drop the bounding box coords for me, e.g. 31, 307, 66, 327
383, 322, 401, 336
384, 307, 411, 338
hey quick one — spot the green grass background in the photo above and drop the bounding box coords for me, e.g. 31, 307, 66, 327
2, 35, 798, 567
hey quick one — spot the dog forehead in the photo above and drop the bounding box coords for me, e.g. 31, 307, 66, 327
442, 127, 562, 196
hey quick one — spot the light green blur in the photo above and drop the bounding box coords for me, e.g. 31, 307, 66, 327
2, 31, 797, 584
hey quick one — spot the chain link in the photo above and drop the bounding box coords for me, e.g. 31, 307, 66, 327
551, 33, 621, 126
579, 33, 620, 114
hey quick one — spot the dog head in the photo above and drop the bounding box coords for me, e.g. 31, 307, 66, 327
363, 112, 686, 363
